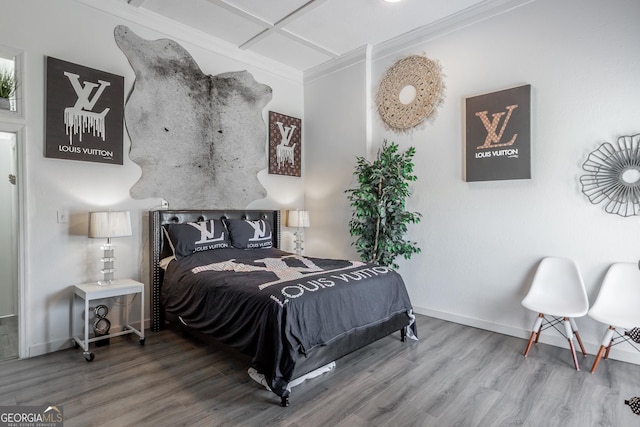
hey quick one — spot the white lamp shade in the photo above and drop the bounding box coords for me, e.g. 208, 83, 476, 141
88, 211, 132, 238
287, 210, 310, 228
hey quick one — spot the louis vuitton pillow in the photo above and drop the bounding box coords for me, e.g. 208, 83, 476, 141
225, 219, 273, 249
164, 219, 230, 259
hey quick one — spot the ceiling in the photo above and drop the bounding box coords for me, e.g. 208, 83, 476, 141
119, 0, 518, 73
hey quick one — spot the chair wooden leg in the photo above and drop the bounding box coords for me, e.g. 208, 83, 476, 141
564, 317, 580, 370
603, 327, 615, 360
569, 318, 587, 357
591, 326, 615, 374
574, 331, 587, 357
590, 345, 607, 373
524, 331, 537, 357
534, 313, 544, 343
524, 314, 544, 356
604, 343, 612, 359
567, 337, 580, 370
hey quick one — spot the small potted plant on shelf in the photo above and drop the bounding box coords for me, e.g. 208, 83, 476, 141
0, 67, 16, 110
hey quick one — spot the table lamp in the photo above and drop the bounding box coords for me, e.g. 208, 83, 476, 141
88, 211, 132, 285
287, 209, 310, 255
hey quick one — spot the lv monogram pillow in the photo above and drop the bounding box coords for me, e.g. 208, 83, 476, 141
164, 219, 230, 259
225, 219, 273, 249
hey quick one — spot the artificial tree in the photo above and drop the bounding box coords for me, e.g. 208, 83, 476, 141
345, 140, 421, 269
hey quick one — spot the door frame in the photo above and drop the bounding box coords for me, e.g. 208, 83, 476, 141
0, 124, 27, 358
0, 47, 27, 358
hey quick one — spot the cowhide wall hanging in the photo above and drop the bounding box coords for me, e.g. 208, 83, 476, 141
114, 25, 273, 209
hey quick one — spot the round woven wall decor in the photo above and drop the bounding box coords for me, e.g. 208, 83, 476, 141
376, 55, 444, 132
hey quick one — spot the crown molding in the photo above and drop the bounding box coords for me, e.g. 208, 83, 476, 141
373, 0, 535, 62
303, 44, 369, 84
304, 0, 535, 81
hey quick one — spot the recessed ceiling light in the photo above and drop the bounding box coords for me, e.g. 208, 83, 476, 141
384, 0, 402, 3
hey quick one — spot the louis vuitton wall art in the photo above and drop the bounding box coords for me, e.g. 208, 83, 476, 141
464, 84, 531, 182
44, 56, 124, 164
269, 111, 301, 177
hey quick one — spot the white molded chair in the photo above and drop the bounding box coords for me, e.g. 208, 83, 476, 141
522, 257, 589, 370
588, 262, 640, 373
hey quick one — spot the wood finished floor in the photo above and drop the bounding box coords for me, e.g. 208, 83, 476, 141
0, 314, 638, 426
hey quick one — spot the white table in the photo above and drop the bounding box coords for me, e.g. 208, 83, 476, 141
71, 279, 145, 361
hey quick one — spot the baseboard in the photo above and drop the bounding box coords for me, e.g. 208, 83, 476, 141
29, 311, 640, 366
29, 337, 74, 358
413, 305, 640, 366
27, 319, 151, 358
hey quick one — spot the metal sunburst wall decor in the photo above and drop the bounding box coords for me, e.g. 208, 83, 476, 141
580, 134, 640, 217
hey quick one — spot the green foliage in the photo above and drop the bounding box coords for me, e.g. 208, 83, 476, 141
345, 140, 422, 269
0, 68, 16, 99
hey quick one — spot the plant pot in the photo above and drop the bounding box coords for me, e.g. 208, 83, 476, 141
0, 98, 10, 110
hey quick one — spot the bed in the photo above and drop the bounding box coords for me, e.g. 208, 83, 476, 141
149, 209, 417, 406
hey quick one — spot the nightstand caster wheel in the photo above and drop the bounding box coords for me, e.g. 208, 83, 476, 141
139, 338, 146, 346
84, 352, 95, 362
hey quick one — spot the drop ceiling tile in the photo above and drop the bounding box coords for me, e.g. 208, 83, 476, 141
141, 0, 267, 45
248, 32, 334, 71
284, 0, 487, 55
222, 0, 310, 25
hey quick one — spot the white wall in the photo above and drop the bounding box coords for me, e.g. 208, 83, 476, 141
305, 49, 371, 258
0, 0, 305, 357
305, 0, 640, 364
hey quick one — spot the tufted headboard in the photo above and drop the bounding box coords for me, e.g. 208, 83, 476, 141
148, 209, 281, 332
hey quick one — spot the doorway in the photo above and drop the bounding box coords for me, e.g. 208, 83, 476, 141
0, 131, 18, 360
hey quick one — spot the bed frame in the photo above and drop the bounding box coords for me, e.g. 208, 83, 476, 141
149, 209, 409, 406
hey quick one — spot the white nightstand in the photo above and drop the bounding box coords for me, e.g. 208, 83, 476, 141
71, 279, 145, 361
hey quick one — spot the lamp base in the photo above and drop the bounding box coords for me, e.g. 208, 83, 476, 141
293, 229, 304, 256
99, 243, 116, 285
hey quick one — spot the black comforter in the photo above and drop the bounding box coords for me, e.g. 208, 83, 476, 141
161, 247, 416, 397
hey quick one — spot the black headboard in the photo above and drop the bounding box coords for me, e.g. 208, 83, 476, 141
149, 209, 281, 331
